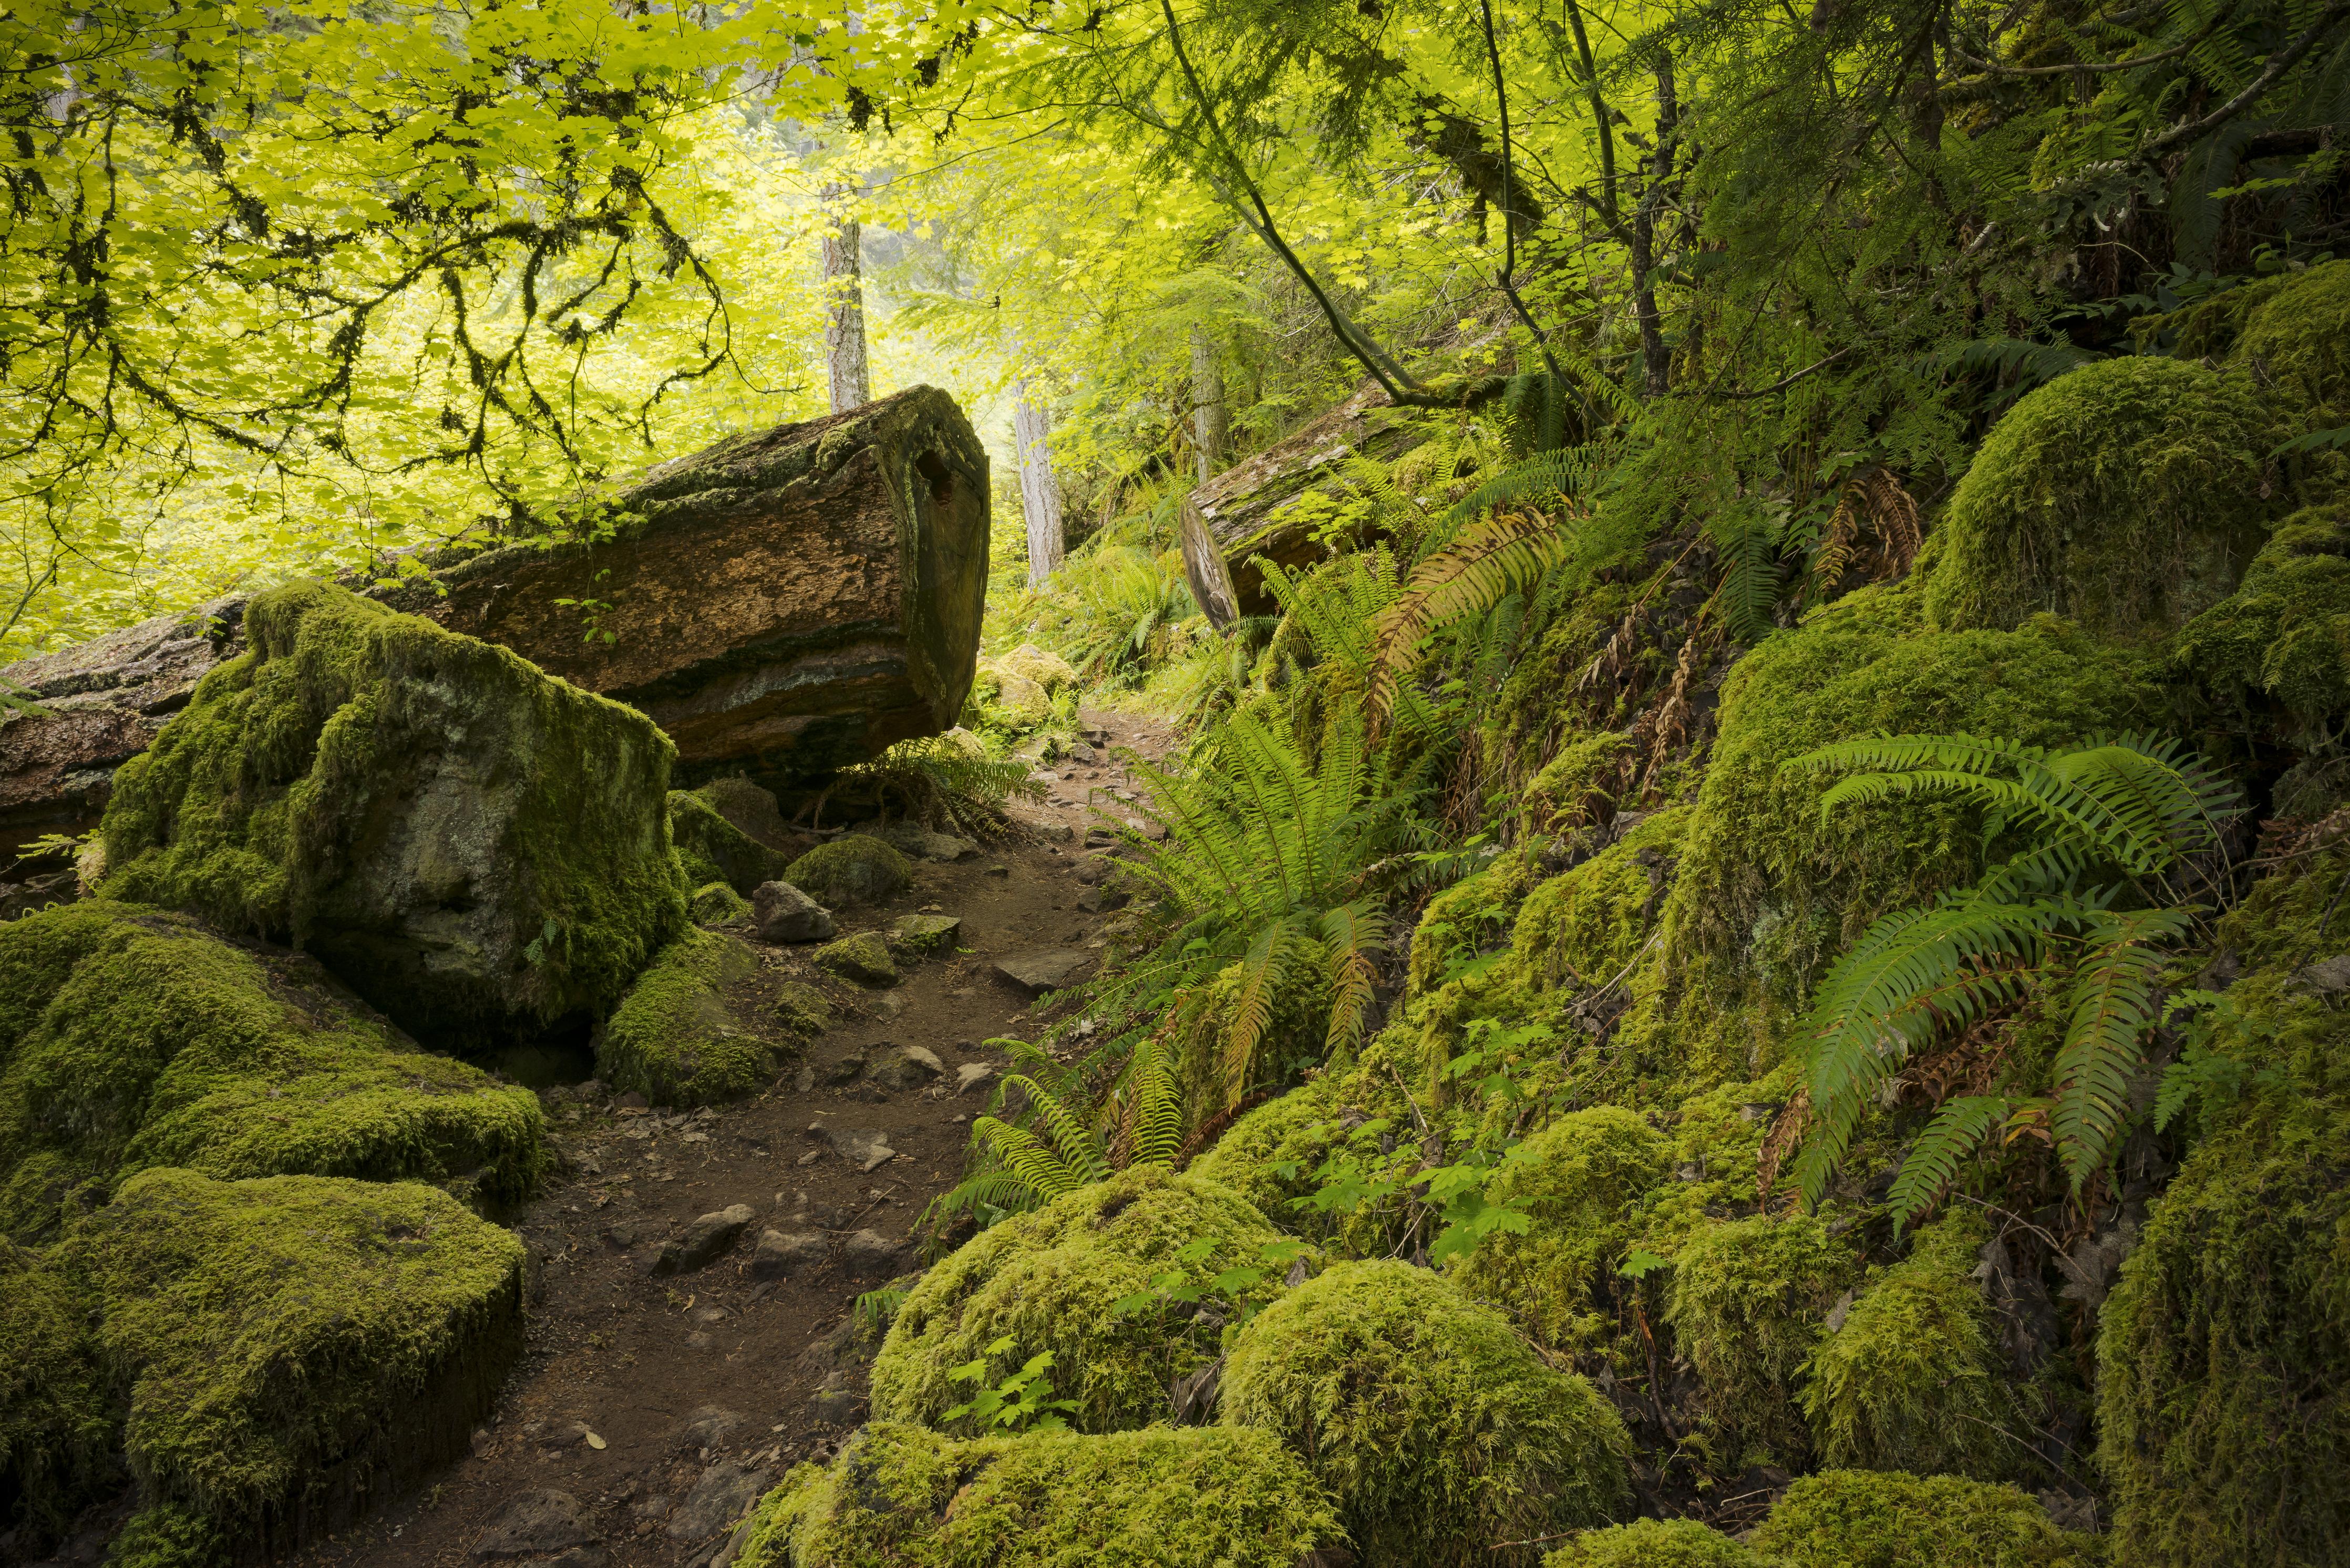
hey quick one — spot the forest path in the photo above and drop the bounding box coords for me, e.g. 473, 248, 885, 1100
294, 707, 1175, 1568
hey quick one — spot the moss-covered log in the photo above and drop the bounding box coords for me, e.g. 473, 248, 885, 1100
97, 580, 684, 1041
374, 384, 991, 787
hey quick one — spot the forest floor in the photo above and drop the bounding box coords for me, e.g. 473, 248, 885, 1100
282, 706, 1174, 1568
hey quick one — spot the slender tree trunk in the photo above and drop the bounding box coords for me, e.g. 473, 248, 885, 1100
1189, 325, 1228, 482
1014, 379, 1065, 587
1630, 56, 1679, 400
821, 184, 871, 414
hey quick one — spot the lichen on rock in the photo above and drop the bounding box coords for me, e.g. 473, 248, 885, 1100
596, 928, 788, 1107
1222, 1257, 1630, 1566
96, 579, 685, 1040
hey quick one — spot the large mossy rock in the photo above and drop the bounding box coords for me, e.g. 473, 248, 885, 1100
596, 928, 789, 1107
733, 1422, 1342, 1568
372, 385, 991, 787
2176, 496, 2350, 746
1748, 1470, 2097, 1568
871, 1168, 1289, 1435
669, 788, 793, 895
0, 1240, 116, 1539
60, 1168, 525, 1556
1922, 355, 2276, 637
0, 900, 544, 1241
1222, 1258, 1630, 1567
97, 579, 685, 1041
785, 832, 912, 907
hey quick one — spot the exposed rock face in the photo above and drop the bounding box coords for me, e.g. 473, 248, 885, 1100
373, 385, 990, 787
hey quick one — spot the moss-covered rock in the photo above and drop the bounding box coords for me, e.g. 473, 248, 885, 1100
1543, 1519, 1764, 1568
596, 929, 787, 1107
1664, 1211, 1856, 1464
0, 1241, 114, 1540
1512, 809, 1689, 991
1187, 1074, 1345, 1222
1447, 1107, 1668, 1352
774, 981, 832, 1036
813, 930, 898, 987
105, 1501, 234, 1568
785, 833, 912, 907
2232, 257, 2350, 418
1408, 844, 1547, 995
1799, 1211, 2013, 1479
690, 880, 753, 926
2174, 497, 2350, 744
996, 643, 1079, 693
733, 1421, 1341, 1568
1922, 355, 2276, 637
97, 579, 685, 1039
1750, 1470, 2097, 1568
871, 1168, 1287, 1435
669, 789, 791, 895
1223, 1258, 1629, 1566
0, 901, 544, 1240
64, 1168, 525, 1552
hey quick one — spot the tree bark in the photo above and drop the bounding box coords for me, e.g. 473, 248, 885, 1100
1179, 498, 1241, 629
1190, 324, 1228, 482
1014, 379, 1065, 588
822, 184, 872, 414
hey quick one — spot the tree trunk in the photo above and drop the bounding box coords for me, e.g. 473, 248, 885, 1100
1190, 325, 1228, 482
822, 185, 872, 414
1014, 380, 1065, 588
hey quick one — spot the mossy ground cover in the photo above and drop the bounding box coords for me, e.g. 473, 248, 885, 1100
1222, 1258, 1630, 1566
1748, 1470, 2098, 1568
734, 1421, 1341, 1568
596, 927, 792, 1107
1663, 1211, 1856, 1466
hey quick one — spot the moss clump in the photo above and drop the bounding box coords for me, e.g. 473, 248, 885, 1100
98, 579, 684, 1038
1187, 1074, 1344, 1220
813, 930, 898, 987
871, 1168, 1287, 1434
785, 833, 913, 907
2175, 498, 2350, 743
1223, 1258, 1629, 1567
1408, 844, 1547, 994
103, 1502, 233, 1568
996, 643, 1079, 692
2232, 257, 2350, 418
669, 789, 791, 895
597, 929, 786, 1107
774, 981, 832, 1036
1750, 1470, 2097, 1568
1922, 355, 2275, 637
1664, 1212, 1856, 1464
1447, 1107, 1667, 1352
733, 1421, 1341, 1568
0, 901, 544, 1240
1512, 809, 1689, 991
0, 1242, 115, 1540
1799, 1211, 2013, 1479
1543, 1519, 1764, 1568
1524, 730, 1635, 835
690, 880, 752, 925
65, 1168, 525, 1552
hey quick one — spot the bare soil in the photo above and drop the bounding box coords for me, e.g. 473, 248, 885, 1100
284, 708, 1175, 1568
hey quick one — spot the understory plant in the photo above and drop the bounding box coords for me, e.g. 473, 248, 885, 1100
1788, 733, 2241, 1226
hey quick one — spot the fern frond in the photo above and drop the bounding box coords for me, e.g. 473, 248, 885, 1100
1319, 900, 1387, 1058
1124, 1034, 1186, 1169
1436, 446, 1606, 530
1369, 508, 1576, 731
1886, 1095, 2012, 1232
997, 1074, 1110, 1187
971, 1118, 1084, 1203
2050, 907, 2191, 1188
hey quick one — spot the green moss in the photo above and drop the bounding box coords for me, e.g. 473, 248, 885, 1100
597, 929, 785, 1107
734, 1421, 1341, 1568
871, 1168, 1287, 1435
1663, 1212, 1856, 1464
1543, 1519, 1764, 1568
0, 901, 544, 1240
1751, 1470, 2098, 1568
1922, 355, 2276, 636
668, 790, 791, 895
65, 1168, 525, 1551
1663, 577, 2167, 1006
2174, 497, 2350, 741
772, 981, 832, 1036
98, 579, 685, 1037
1524, 730, 1636, 835
1512, 810, 1689, 992
785, 833, 912, 907
2232, 258, 2350, 418
1409, 844, 1548, 995
691, 880, 753, 926
1798, 1211, 2013, 1479
1187, 1074, 1344, 1221
1447, 1107, 1668, 1352
1222, 1258, 1629, 1567
813, 930, 898, 987
0, 1241, 115, 1540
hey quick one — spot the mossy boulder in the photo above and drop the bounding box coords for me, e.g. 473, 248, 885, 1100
871, 1168, 1289, 1435
1187, 1073, 1346, 1224
785, 833, 913, 907
596, 929, 787, 1107
773, 982, 832, 1036
2175, 497, 2350, 744
0, 1242, 114, 1540
813, 930, 898, 987
2231, 257, 2350, 418
63, 1168, 525, 1554
1447, 1107, 1668, 1352
1664, 1211, 1855, 1464
669, 788, 792, 895
1543, 1519, 1764, 1568
1922, 355, 2276, 637
1222, 1258, 1630, 1566
1512, 809, 1688, 992
733, 1421, 1342, 1568
996, 643, 1079, 693
97, 579, 685, 1040
690, 880, 753, 926
1798, 1210, 2014, 1479
1750, 1470, 2097, 1568
0, 901, 544, 1240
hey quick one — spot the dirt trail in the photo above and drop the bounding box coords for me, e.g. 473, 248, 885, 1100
294, 708, 1174, 1568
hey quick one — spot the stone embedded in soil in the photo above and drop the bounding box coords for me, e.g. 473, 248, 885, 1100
652, 1204, 756, 1276
775, 981, 832, 1036
956, 1064, 996, 1097
666, 1460, 775, 1542
821, 1051, 868, 1086
869, 1045, 945, 1091
753, 879, 836, 944
471, 1489, 599, 1559
892, 912, 963, 953
749, 1229, 830, 1281
881, 822, 981, 862
814, 931, 899, 986
994, 947, 1094, 994
811, 1123, 896, 1172
677, 1405, 747, 1450
842, 1228, 914, 1281
809, 1371, 865, 1426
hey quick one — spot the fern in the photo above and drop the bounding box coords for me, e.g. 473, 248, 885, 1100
1704, 502, 1782, 644
1367, 507, 1577, 731
1434, 445, 1606, 532
826, 735, 1044, 836
1882, 1096, 2013, 1227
